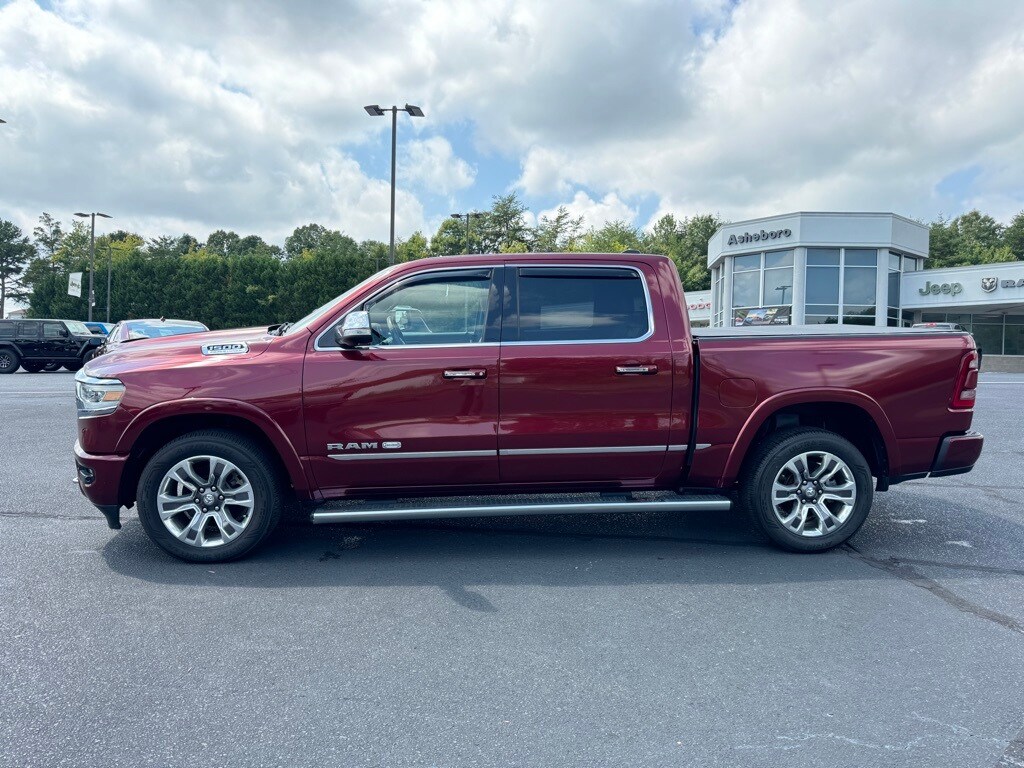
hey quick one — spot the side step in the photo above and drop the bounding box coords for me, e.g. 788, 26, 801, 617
311, 492, 731, 524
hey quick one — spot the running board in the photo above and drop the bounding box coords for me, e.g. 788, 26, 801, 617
311, 493, 731, 524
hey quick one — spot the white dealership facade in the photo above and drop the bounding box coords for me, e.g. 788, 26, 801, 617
706, 211, 1024, 356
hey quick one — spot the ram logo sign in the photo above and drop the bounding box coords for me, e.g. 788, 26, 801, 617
981, 277, 998, 293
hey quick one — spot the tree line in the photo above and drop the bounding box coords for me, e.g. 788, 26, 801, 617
1, 197, 1022, 328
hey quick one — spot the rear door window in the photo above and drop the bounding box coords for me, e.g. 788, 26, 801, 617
511, 267, 651, 343
16, 322, 38, 338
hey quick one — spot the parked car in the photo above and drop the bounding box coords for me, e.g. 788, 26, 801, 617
74, 253, 983, 563
84, 321, 114, 336
912, 322, 967, 332
0, 318, 103, 373
94, 318, 209, 357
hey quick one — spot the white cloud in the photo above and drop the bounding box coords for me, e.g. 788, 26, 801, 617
400, 137, 475, 195
1, 0, 1023, 251
540, 191, 637, 231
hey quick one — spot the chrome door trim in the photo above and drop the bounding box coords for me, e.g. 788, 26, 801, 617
327, 449, 497, 461
498, 445, 668, 456
313, 265, 499, 351
503, 263, 656, 346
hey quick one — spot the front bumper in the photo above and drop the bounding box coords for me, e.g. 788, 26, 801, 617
74, 440, 128, 530
930, 431, 984, 478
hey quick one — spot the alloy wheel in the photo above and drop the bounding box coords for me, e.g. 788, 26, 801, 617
156, 455, 255, 548
771, 451, 857, 537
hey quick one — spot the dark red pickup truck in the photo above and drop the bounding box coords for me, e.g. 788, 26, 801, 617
74, 253, 983, 562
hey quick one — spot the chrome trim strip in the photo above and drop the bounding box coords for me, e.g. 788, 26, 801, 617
327, 449, 497, 461
499, 445, 666, 456
313, 265, 498, 352
312, 496, 733, 524
503, 263, 655, 346
667, 444, 688, 452
695, 443, 711, 450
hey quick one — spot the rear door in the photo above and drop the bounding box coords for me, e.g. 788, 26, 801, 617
497, 263, 675, 484
15, 322, 42, 360
304, 267, 503, 494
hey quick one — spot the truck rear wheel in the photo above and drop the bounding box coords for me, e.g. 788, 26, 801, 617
738, 427, 872, 552
136, 430, 283, 562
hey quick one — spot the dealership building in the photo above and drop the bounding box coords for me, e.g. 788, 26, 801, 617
701, 211, 1024, 359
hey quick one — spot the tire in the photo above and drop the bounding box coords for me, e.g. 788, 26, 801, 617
0, 348, 19, 374
738, 427, 873, 553
136, 429, 284, 562
21, 361, 45, 373
83, 349, 99, 363
63, 361, 83, 372
43, 362, 61, 372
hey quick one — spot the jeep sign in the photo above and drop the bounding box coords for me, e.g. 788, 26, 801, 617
918, 281, 963, 296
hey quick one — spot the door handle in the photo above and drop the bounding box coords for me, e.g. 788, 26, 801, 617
443, 369, 487, 379
615, 364, 658, 375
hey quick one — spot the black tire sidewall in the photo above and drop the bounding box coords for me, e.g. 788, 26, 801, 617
137, 432, 282, 562
0, 349, 19, 374
742, 429, 873, 552
21, 362, 45, 373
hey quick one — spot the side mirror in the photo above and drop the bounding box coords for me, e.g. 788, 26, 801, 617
336, 311, 372, 349
59, 328, 69, 338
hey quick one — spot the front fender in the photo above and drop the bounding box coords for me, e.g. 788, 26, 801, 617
115, 398, 312, 492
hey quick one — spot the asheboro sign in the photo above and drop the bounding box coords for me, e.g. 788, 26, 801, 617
727, 228, 792, 246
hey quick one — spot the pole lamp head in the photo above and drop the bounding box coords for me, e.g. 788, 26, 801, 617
364, 105, 386, 117
404, 104, 424, 117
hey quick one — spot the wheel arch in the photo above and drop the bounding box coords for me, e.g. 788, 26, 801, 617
116, 401, 311, 508
723, 390, 898, 488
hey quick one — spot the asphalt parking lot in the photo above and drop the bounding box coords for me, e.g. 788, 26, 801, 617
1, 371, 1022, 768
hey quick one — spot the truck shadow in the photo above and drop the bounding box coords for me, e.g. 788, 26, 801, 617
99, 498, 1024, 608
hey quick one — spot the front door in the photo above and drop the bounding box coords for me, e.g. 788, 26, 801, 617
304, 267, 503, 495
41, 321, 75, 360
498, 264, 676, 484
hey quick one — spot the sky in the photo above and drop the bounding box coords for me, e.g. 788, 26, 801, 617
1, 0, 1024, 249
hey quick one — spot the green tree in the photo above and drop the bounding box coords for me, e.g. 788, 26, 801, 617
533, 206, 584, 252
576, 220, 644, 254
1003, 210, 1024, 258
32, 212, 64, 267
429, 218, 469, 256
0, 220, 35, 317
285, 223, 330, 259
478, 193, 531, 253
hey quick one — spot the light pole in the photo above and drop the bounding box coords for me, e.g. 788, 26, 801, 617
364, 104, 424, 265
450, 212, 485, 254
74, 212, 112, 321
105, 244, 113, 324
775, 284, 791, 305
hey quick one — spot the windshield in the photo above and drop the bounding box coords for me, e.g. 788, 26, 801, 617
64, 321, 92, 336
124, 321, 207, 340
281, 265, 401, 336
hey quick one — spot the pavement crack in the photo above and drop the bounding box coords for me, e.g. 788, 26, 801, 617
844, 546, 1024, 637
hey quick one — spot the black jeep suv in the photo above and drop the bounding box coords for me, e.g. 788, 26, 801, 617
0, 319, 103, 374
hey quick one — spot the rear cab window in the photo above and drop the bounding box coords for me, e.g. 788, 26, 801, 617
507, 266, 651, 343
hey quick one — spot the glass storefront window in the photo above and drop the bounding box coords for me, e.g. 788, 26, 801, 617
765, 250, 794, 268
807, 266, 840, 304
844, 266, 876, 305
845, 249, 877, 267
764, 266, 794, 305
807, 248, 841, 266
734, 254, 760, 272
732, 270, 760, 308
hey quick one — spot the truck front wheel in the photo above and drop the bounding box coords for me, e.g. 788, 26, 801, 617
738, 428, 872, 552
136, 430, 283, 562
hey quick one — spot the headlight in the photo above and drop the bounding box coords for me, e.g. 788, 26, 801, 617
75, 370, 125, 416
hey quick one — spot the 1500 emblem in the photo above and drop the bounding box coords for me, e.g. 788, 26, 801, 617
201, 342, 249, 355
